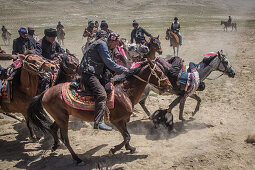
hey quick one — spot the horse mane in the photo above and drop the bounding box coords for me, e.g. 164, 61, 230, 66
201, 55, 217, 66
114, 61, 148, 85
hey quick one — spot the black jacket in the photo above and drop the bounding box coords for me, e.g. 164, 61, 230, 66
131, 27, 151, 44
12, 36, 37, 55
36, 36, 64, 60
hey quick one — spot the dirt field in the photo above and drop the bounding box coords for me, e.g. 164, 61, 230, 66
0, 0, 255, 169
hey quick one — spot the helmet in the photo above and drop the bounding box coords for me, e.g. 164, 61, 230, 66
174, 17, 178, 20
18, 27, 27, 34
108, 32, 120, 41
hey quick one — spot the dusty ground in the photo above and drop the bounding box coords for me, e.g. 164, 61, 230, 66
0, 0, 255, 169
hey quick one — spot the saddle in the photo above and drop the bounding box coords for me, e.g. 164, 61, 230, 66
62, 81, 114, 111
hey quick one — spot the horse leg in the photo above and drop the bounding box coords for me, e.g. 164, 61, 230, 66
109, 120, 134, 155
26, 120, 40, 141
124, 123, 136, 153
179, 97, 186, 121
168, 95, 182, 113
49, 122, 60, 151
177, 46, 179, 56
189, 94, 201, 116
139, 99, 151, 117
173, 47, 175, 56
139, 85, 151, 117
59, 127, 82, 164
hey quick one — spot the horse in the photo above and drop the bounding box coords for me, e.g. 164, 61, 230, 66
165, 28, 180, 56
27, 59, 171, 164
220, 21, 237, 32
0, 53, 79, 140
57, 28, 65, 45
2, 31, 11, 45
140, 51, 235, 122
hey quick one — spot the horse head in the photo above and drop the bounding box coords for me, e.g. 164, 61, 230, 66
165, 28, 171, 40
216, 50, 235, 78
148, 35, 162, 55
59, 52, 79, 76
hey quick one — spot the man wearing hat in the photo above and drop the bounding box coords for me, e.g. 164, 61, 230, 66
56, 21, 64, 31
80, 32, 128, 131
12, 27, 38, 55
170, 17, 182, 46
131, 20, 152, 44
28, 26, 38, 45
36, 28, 64, 61
83, 19, 98, 42
100, 20, 112, 34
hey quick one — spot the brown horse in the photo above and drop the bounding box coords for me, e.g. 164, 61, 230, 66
0, 53, 79, 139
2, 31, 11, 46
27, 59, 171, 164
165, 28, 180, 56
57, 28, 65, 45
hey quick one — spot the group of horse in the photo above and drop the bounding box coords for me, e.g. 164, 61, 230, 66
0, 31, 236, 165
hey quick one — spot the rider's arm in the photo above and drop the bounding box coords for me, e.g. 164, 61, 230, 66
170, 23, 174, 30
96, 43, 127, 74
55, 42, 65, 54
12, 39, 18, 55
142, 28, 151, 37
130, 29, 135, 43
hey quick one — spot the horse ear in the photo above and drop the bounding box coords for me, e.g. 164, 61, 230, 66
157, 35, 159, 39
217, 51, 222, 59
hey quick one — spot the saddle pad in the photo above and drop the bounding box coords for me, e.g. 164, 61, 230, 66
62, 82, 114, 111
0, 80, 12, 103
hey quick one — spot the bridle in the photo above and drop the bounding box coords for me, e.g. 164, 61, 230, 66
133, 62, 168, 89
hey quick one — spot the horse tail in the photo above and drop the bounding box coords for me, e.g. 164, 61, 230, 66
27, 92, 52, 133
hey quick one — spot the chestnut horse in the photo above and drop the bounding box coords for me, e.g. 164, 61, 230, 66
0, 53, 79, 139
165, 28, 180, 56
27, 59, 171, 164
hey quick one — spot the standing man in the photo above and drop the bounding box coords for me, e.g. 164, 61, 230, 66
170, 17, 182, 46
131, 20, 152, 44
12, 27, 38, 55
36, 28, 64, 61
27, 26, 38, 45
80, 32, 128, 131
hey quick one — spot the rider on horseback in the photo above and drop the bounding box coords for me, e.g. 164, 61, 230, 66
171, 17, 182, 46
12, 27, 39, 55
80, 32, 128, 131
100, 20, 112, 34
36, 28, 64, 61
83, 19, 98, 42
131, 20, 152, 44
56, 21, 64, 31
228, 16, 232, 25
1, 26, 8, 35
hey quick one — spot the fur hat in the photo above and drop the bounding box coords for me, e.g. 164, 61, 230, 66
44, 28, 57, 37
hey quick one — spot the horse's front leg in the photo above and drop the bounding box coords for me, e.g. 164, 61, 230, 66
179, 97, 186, 121
189, 94, 201, 116
110, 119, 135, 155
168, 95, 182, 113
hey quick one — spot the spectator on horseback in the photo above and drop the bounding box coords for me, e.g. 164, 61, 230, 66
83, 19, 98, 41
100, 20, 112, 34
228, 16, 232, 25
80, 32, 128, 131
131, 20, 152, 44
12, 27, 38, 55
56, 21, 64, 31
1, 26, 8, 35
171, 17, 182, 46
36, 28, 64, 61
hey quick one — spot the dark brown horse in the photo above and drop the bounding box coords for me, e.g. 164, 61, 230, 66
0, 53, 79, 139
221, 21, 237, 31
27, 59, 171, 164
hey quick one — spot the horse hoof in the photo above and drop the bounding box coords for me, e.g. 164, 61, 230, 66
51, 144, 60, 152
130, 148, 136, 154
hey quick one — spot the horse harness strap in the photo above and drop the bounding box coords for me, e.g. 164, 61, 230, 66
133, 63, 167, 88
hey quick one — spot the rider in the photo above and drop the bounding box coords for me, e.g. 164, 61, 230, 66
1, 26, 8, 35
228, 16, 232, 25
56, 21, 64, 31
170, 17, 182, 46
100, 20, 112, 34
36, 28, 64, 61
12, 27, 38, 55
83, 19, 98, 42
80, 32, 128, 131
27, 26, 38, 46
131, 20, 152, 44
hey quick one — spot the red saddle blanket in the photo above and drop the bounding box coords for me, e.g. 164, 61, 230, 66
62, 82, 114, 111
0, 80, 12, 103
